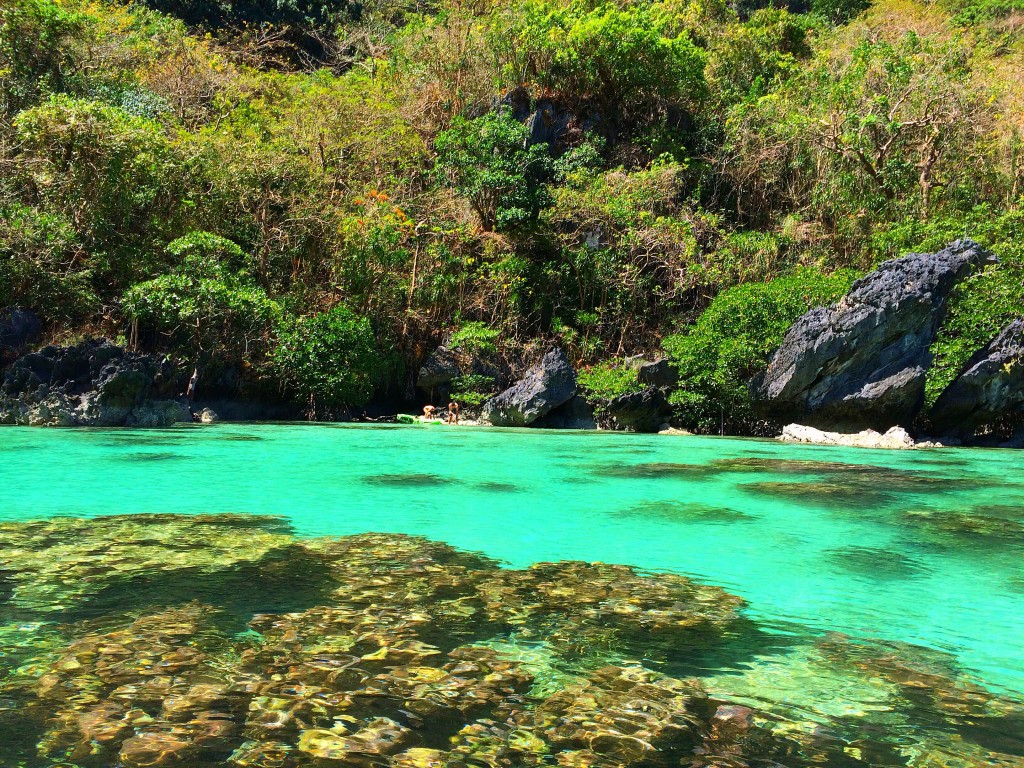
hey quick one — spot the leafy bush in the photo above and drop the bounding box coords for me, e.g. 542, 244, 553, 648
946, 0, 1024, 25
721, 31, 995, 244
13, 95, 186, 290
450, 321, 500, 354
707, 8, 813, 104
449, 374, 497, 408
434, 111, 553, 231
663, 268, 856, 433
0, 0, 82, 116
811, 0, 870, 24
122, 233, 278, 361
577, 359, 644, 402
0, 203, 96, 321
272, 305, 386, 415
494, 1, 706, 127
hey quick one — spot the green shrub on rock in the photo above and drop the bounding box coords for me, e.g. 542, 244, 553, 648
663, 268, 856, 433
577, 358, 645, 403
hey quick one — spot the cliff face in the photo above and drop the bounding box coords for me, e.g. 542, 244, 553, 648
750, 240, 997, 432
929, 319, 1024, 437
0, 339, 187, 426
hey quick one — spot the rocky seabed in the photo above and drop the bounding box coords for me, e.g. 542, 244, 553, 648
0, 514, 1021, 768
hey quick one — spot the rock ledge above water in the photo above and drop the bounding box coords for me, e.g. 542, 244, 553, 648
0, 338, 187, 427
779, 423, 949, 449
751, 239, 997, 431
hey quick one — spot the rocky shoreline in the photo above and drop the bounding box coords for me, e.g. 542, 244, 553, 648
2, 241, 1022, 442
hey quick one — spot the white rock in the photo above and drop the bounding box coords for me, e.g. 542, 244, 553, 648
779, 423, 925, 450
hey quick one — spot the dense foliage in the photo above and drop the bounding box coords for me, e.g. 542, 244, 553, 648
663, 268, 856, 433
272, 305, 387, 416
1, 0, 1022, 424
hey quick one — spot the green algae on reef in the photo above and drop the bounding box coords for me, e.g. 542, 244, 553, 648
0, 514, 1023, 768
612, 500, 753, 525
823, 547, 931, 581
902, 505, 1024, 545
596, 462, 725, 480
361, 473, 457, 487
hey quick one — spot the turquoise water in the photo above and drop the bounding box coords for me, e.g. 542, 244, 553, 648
2, 422, 1023, 706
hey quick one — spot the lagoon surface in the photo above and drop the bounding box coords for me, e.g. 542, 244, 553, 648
2, 423, 1024, 765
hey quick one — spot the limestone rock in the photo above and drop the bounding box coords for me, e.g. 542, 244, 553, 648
0, 338, 186, 427
607, 387, 671, 433
416, 345, 459, 395
637, 358, 678, 388
534, 394, 597, 429
930, 319, 1024, 437
0, 307, 42, 361
779, 423, 923, 449
416, 343, 508, 401
750, 239, 997, 431
482, 347, 576, 427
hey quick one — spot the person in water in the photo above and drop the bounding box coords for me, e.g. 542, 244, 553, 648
447, 401, 460, 424
422, 404, 437, 420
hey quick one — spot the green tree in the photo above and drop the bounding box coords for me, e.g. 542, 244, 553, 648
12, 95, 188, 290
434, 111, 554, 231
122, 233, 279, 362
494, 1, 706, 127
719, 32, 998, 242
706, 8, 813, 104
0, 0, 82, 116
272, 305, 386, 416
0, 203, 96, 322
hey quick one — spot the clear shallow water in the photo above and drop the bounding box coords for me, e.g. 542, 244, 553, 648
2, 422, 1023, 707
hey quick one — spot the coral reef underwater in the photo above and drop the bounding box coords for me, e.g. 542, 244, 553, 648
0, 514, 1021, 768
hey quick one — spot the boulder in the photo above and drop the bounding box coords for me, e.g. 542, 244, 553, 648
0, 307, 42, 359
197, 407, 219, 424
416, 344, 508, 400
607, 387, 671, 433
0, 338, 186, 427
637, 359, 678, 388
779, 423, 921, 450
525, 99, 573, 147
482, 347, 576, 427
417, 345, 460, 395
750, 240, 997, 431
534, 394, 597, 429
929, 319, 1024, 437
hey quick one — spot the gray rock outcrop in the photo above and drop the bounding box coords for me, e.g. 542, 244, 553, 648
607, 387, 671, 433
638, 359, 679, 388
416, 344, 508, 400
534, 394, 597, 429
750, 239, 997, 431
482, 347, 576, 427
929, 319, 1024, 436
417, 345, 460, 396
0, 339, 188, 427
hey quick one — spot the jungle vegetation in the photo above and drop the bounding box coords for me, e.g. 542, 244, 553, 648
1, 0, 1022, 425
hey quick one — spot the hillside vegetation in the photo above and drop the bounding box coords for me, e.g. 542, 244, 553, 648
1, 0, 1022, 426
